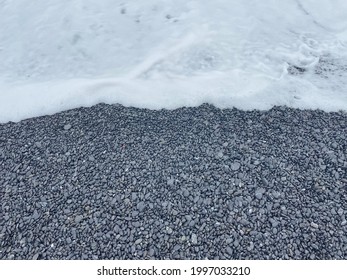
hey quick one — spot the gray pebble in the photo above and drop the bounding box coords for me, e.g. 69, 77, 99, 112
216, 151, 224, 158
226, 247, 233, 256
269, 218, 279, 228
225, 238, 233, 244
137, 202, 146, 212
32, 210, 40, 220
234, 240, 240, 247
167, 178, 175, 186
75, 215, 83, 223
133, 221, 141, 227
34, 142, 42, 148
64, 124, 72, 130
247, 242, 254, 251
272, 191, 281, 199
182, 188, 189, 197
148, 248, 155, 257
255, 188, 266, 200
310, 222, 319, 229
134, 238, 142, 245
191, 233, 198, 244
231, 162, 241, 171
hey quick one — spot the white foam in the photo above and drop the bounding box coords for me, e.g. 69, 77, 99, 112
1, 0, 347, 122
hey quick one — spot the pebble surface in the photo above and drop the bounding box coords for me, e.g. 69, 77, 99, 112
0, 103, 346, 259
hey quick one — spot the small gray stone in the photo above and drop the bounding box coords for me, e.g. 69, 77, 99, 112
167, 178, 175, 186
32, 210, 40, 220
255, 192, 263, 200
247, 242, 254, 251
256, 187, 266, 194
166, 227, 173, 234
182, 188, 189, 197
148, 248, 155, 256
189, 220, 196, 227
162, 201, 168, 208
133, 221, 141, 227
231, 162, 241, 171
64, 124, 72, 130
226, 246, 233, 256
34, 142, 42, 148
134, 238, 142, 245
320, 165, 326, 170
75, 215, 83, 223
195, 178, 201, 184
262, 177, 269, 186
226, 238, 233, 244
269, 218, 279, 228
185, 215, 192, 221
255, 188, 266, 200
191, 233, 198, 244
272, 191, 281, 199
71, 228, 77, 239
137, 202, 146, 212
216, 151, 224, 158
310, 222, 319, 229
233, 239, 240, 247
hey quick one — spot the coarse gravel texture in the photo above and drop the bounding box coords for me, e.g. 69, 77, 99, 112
0, 103, 346, 260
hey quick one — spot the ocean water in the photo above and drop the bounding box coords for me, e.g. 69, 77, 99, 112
0, 0, 347, 122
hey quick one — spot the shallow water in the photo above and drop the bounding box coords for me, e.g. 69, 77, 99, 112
0, 0, 347, 122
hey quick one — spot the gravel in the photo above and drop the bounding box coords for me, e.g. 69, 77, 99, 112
0, 103, 346, 260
